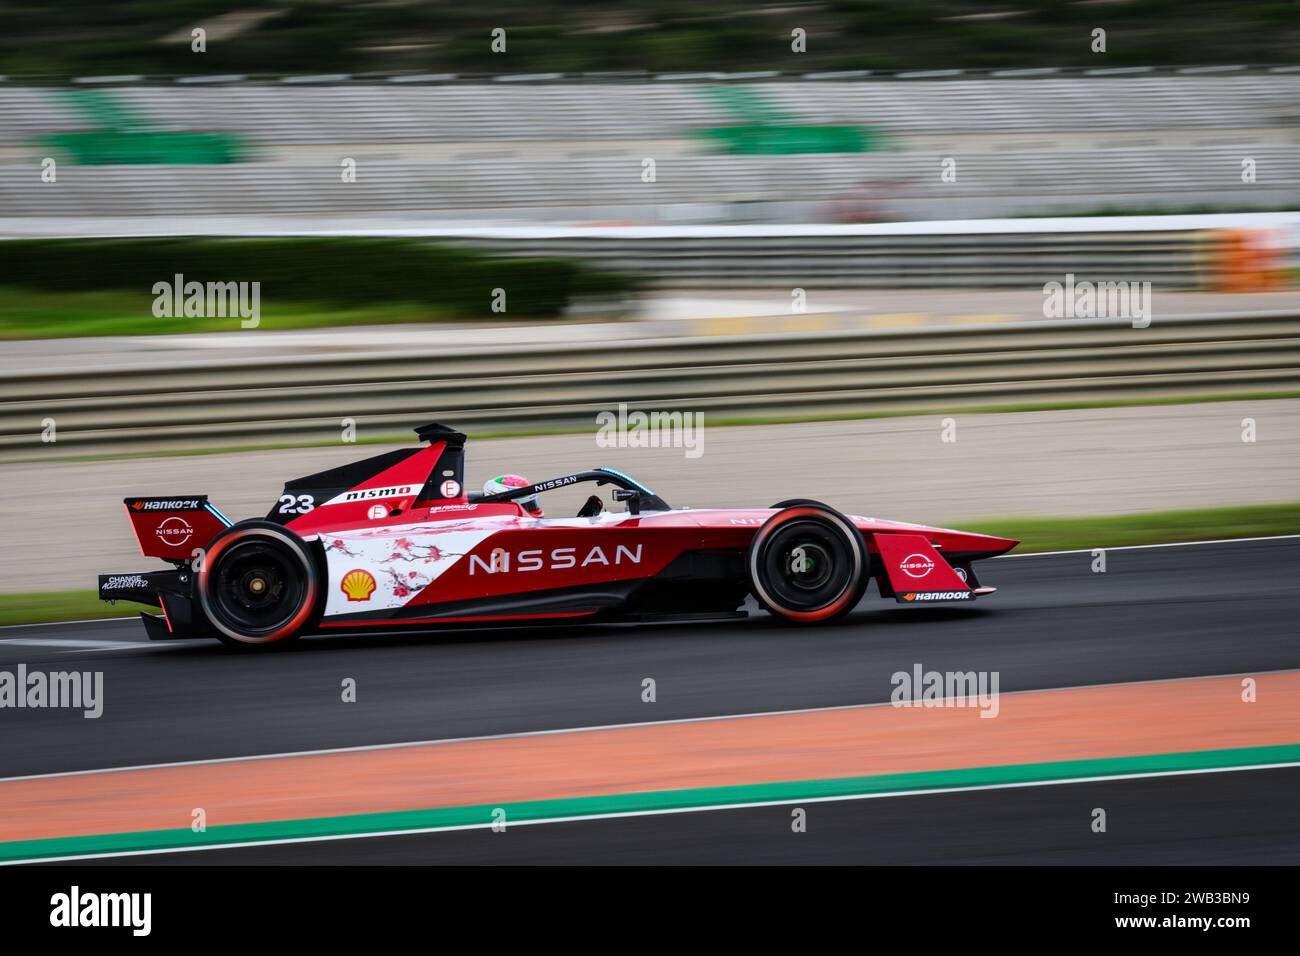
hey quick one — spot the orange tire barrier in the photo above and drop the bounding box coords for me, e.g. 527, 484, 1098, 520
1217, 228, 1286, 292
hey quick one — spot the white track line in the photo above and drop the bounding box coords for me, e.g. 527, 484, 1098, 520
0, 638, 148, 650
2, 665, 1295, 784
993, 533, 1299, 559
8, 758, 1298, 865
0, 617, 137, 632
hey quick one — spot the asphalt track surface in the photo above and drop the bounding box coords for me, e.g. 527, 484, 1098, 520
2, 536, 1297, 864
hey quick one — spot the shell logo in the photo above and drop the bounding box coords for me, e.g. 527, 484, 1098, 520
341, 569, 377, 602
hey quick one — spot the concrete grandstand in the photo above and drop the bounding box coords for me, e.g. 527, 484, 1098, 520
2, 73, 1297, 223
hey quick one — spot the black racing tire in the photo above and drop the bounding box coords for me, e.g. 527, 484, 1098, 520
748, 503, 870, 624
768, 498, 833, 510
197, 521, 321, 650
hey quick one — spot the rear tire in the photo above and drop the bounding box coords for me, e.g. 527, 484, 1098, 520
748, 504, 870, 624
197, 521, 320, 649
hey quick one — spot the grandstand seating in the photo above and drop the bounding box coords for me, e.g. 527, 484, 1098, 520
1, 76, 1295, 220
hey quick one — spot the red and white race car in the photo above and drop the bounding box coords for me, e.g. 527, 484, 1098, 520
99, 423, 1018, 649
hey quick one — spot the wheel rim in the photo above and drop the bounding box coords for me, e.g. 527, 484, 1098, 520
202, 531, 314, 642
757, 518, 857, 613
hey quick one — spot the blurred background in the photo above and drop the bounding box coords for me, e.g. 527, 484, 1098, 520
0, 0, 1299, 871
0, 0, 1298, 601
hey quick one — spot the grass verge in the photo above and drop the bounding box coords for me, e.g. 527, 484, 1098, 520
0, 238, 637, 337
1, 502, 1296, 627
0, 590, 141, 627
963, 501, 1300, 554
0, 287, 456, 338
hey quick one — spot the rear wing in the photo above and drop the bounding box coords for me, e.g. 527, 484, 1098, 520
124, 496, 231, 560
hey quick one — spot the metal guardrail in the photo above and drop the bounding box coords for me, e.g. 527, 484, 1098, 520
3, 312, 1297, 461
459, 230, 1216, 288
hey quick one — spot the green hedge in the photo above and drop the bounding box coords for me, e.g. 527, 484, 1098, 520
5, 1, 1298, 76
0, 238, 638, 318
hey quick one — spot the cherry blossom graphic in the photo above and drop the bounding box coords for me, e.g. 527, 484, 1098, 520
380, 536, 464, 566
324, 538, 361, 558
381, 565, 430, 598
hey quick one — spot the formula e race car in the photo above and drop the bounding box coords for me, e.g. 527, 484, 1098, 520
99, 423, 1018, 648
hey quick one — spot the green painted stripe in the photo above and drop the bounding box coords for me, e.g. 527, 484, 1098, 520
2, 743, 1297, 863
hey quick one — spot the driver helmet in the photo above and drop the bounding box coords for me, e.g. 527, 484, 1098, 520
483, 474, 543, 517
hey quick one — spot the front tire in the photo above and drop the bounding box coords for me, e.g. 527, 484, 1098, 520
748, 504, 870, 624
197, 521, 320, 649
